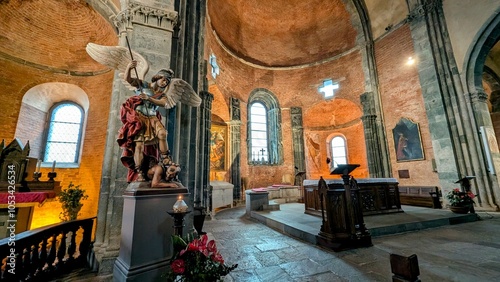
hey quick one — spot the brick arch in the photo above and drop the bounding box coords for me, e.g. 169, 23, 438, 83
22, 83, 90, 112
15, 83, 89, 159
303, 98, 362, 130
464, 11, 500, 92
484, 66, 500, 112
491, 91, 500, 113
86, 0, 120, 27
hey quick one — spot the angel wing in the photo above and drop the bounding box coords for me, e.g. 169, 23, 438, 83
85, 42, 149, 90
163, 78, 202, 109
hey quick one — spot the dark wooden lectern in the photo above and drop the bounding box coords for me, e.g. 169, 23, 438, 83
455, 176, 475, 192
316, 164, 372, 251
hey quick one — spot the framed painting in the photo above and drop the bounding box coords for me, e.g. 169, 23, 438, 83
210, 124, 227, 171
392, 118, 424, 162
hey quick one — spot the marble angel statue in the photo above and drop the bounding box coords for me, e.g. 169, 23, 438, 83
86, 42, 201, 186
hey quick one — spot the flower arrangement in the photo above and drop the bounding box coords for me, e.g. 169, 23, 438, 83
167, 234, 237, 282
446, 188, 475, 207
58, 182, 88, 221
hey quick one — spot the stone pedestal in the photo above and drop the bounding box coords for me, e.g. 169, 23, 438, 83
113, 186, 191, 281
245, 190, 269, 217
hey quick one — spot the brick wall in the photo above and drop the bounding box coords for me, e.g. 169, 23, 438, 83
0, 58, 115, 228
207, 25, 368, 189
14, 103, 47, 158
375, 24, 439, 186
0, 0, 117, 228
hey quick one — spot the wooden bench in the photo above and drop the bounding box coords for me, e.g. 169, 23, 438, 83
398, 186, 442, 208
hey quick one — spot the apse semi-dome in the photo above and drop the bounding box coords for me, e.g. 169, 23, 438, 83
207, 0, 359, 67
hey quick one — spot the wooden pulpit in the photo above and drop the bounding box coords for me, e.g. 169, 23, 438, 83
317, 164, 372, 251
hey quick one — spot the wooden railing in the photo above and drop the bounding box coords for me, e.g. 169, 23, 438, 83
0, 217, 95, 281
399, 186, 442, 208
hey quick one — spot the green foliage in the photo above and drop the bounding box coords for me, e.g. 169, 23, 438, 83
58, 182, 89, 221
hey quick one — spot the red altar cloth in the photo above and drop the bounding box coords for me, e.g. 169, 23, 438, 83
251, 188, 268, 192
252, 184, 297, 192
0, 192, 56, 204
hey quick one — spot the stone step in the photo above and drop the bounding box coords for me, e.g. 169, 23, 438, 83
264, 200, 281, 211
251, 203, 481, 247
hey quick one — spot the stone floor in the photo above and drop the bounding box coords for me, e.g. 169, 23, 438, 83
57, 204, 500, 281
204, 204, 500, 282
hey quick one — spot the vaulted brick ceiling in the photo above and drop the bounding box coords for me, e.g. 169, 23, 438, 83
207, 0, 358, 67
0, 0, 116, 73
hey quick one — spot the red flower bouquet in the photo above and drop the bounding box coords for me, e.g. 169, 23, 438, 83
167, 234, 237, 281
446, 188, 475, 207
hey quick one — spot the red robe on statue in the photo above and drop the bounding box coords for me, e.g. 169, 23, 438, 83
117, 96, 161, 182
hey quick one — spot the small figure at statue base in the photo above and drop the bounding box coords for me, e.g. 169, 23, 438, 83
127, 156, 184, 190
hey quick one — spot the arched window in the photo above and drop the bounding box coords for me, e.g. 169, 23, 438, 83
330, 136, 347, 168
209, 53, 220, 79
43, 102, 84, 164
247, 89, 283, 165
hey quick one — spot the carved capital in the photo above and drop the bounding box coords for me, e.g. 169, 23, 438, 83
199, 91, 214, 102
230, 97, 241, 121
360, 92, 377, 116
291, 107, 303, 127
111, 8, 131, 34
361, 115, 377, 124
111, 2, 178, 33
407, 0, 442, 22
469, 91, 489, 103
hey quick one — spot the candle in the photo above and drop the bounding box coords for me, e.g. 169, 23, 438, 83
36, 160, 41, 173
52, 160, 56, 172
173, 196, 188, 213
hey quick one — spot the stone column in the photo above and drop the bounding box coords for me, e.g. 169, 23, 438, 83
229, 97, 242, 200
469, 91, 500, 207
360, 92, 391, 178
291, 107, 306, 185
407, 0, 498, 210
169, 0, 207, 208
352, 0, 391, 178
94, 1, 180, 274
197, 91, 213, 208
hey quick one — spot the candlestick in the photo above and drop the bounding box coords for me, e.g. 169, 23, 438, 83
48, 172, 57, 182
33, 172, 42, 182
167, 210, 191, 236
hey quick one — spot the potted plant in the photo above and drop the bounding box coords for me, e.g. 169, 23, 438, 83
167, 234, 237, 281
446, 188, 475, 214
58, 182, 89, 221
